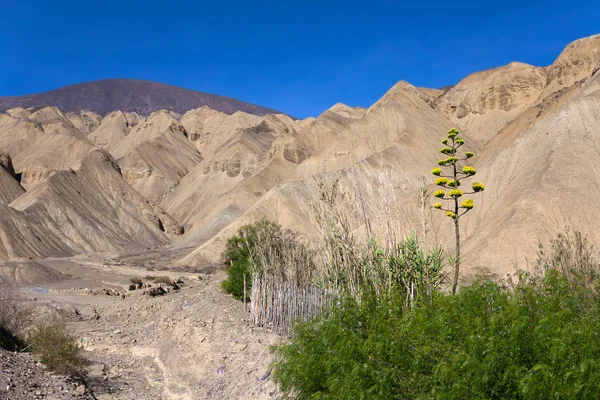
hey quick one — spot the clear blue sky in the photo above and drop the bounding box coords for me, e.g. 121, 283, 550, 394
1, 0, 599, 118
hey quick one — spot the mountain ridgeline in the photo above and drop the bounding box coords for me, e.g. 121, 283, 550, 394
0, 33, 599, 279
0, 79, 284, 116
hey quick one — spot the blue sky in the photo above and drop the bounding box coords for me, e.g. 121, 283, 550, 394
1, 0, 599, 118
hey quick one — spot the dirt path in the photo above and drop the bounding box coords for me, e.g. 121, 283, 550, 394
14, 257, 282, 400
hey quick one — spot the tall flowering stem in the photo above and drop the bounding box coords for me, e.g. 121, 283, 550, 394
431, 128, 485, 294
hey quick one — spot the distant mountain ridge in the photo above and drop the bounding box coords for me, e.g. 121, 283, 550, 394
0, 78, 283, 117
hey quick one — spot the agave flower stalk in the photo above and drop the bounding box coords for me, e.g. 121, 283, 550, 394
431, 128, 485, 294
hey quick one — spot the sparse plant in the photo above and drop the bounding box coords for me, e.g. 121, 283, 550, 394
0, 285, 27, 351
29, 323, 89, 378
144, 275, 156, 281
432, 128, 485, 293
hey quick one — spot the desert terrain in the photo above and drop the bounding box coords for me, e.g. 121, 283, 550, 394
1, 33, 600, 398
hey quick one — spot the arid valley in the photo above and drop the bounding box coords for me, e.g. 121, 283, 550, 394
1, 25, 600, 399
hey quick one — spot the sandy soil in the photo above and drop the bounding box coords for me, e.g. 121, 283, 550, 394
11, 255, 281, 400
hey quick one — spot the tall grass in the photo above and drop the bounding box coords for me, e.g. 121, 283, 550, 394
223, 177, 445, 330
271, 230, 600, 399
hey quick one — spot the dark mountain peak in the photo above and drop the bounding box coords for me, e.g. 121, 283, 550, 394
0, 78, 283, 117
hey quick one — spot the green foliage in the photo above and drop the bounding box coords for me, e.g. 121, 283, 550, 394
29, 324, 89, 378
272, 233, 600, 399
221, 218, 283, 301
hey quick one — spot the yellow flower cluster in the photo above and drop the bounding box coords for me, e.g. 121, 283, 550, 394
461, 198, 474, 209
446, 211, 456, 219
449, 189, 463, 198
472, 182, 485, 192
440, 147, 454, 155
447, 179, 460, 187
441, 139, 448, 145
465, 151, 474, 158
448, 128, 459, 139
462, 166, 476, 176
431, 168, 442, 176
455, 138, 465, 145
433, 203, 442, 209
436, 177, 449, 186
434, 190, 446, 198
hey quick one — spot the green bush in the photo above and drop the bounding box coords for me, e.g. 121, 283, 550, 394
221, 218, 282, 301
272, 232, 600, 399
29, 324, 89, 378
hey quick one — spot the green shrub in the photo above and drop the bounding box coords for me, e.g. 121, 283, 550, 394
29, 324, 89, 378
221, 218, 282, 301
272, 231, 600, 399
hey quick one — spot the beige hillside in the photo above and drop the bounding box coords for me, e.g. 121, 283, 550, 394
538, 34, 600, 100
435, 62, 548, 143
180, 106, 263, 151
108, 110, 202, 201
179, 81, 472, 265
0, 152, 25, 204
0, 204, 75, 260
5, 149, 181, 259
65, 110, 102, 133
4, 107, 32, 119
161, 113, 303, 249
0, 107, 97, 188
88, 110, 144, 148
458, 64, 600, 276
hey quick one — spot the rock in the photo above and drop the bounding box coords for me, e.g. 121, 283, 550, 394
76, 384, 86, 394
0, 151, 16, 176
